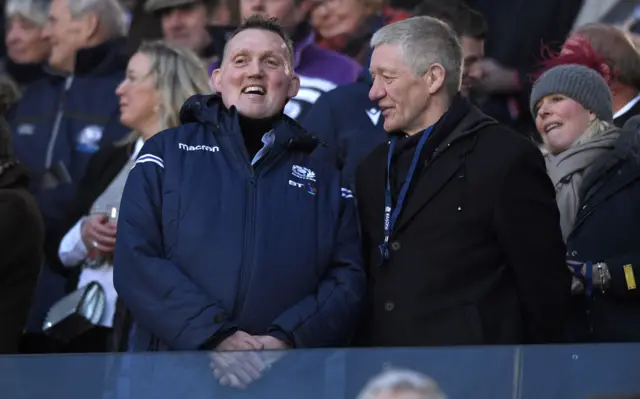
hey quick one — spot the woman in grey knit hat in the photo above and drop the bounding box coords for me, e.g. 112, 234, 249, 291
531, 63, 640, 343
530, 63, 619, 241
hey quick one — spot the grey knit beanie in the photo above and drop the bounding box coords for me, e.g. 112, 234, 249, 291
530, 64, 613, 122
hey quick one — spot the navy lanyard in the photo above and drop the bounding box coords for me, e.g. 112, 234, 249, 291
379, 125, 434, 266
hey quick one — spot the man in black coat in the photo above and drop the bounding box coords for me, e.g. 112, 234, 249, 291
355, 16, 571, 347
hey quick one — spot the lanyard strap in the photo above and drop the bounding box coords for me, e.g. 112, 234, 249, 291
378, 126, 434, 266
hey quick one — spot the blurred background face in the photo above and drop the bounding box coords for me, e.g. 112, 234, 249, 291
311, 0, 369, 39
5, 14, 50, 64
212, 28, 298, 119
534, 94, 594, 155
160, 2, 211, 53
460, 35, 484, 96
240, 0, 310, 34
115, 52, 161, 135
42, 0, 92, 72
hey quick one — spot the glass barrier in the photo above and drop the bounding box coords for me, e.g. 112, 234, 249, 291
0, 344, 639, 399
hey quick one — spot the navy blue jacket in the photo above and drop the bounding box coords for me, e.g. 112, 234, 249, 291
113, 94, 366, 351
301, 70, 386, 186
9, 39, 130, 244
566, 130, 640, 342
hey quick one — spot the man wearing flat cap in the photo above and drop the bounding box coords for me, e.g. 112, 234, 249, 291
145, 0, 232, 65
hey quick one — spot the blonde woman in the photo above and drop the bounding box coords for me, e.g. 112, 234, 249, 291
54, 40, 210, 352
531, 63, 640, 343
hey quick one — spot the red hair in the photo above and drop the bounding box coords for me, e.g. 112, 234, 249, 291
532, 35, 614, 85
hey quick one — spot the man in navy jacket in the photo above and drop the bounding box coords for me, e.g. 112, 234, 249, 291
114, 14, 364, 366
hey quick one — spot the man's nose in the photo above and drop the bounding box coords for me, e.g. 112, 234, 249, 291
249, 0, 266, 12
247, 60, 264, 76
5, 28, 19, 44
369, 80, 384, 102
41, 24, 51, 40
164, 10, 183, 29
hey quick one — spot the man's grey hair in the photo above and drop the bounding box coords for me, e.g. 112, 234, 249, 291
371, 16, 463, 96
5, 0, 50, 26
68, 0, 128, 38
357, 369, 448, 399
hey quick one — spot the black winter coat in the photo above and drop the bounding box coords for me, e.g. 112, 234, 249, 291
566, 129, 640, 342
355, 96, 571, 347
0, 162, 44, 353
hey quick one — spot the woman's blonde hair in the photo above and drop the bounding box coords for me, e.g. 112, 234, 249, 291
572, 118, 616, 147
118, 40, 211, 145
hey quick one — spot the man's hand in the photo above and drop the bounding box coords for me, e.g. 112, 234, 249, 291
211, 331, 268, 389
475, 58, 520, 94
216, 331, 263, 351
253, 335, 290, 367
253, 335, 291, 350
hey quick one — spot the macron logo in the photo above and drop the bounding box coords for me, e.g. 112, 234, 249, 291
178, 143, 220, 152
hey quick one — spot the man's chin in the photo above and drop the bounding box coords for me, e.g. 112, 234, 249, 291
237, 106, 273, 120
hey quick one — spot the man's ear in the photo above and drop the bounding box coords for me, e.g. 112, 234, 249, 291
588, 111, 597, 122
211, 68, 223, 92
424, 63, 446, 95
77, 12, 99, 41
288, 75, 300, 99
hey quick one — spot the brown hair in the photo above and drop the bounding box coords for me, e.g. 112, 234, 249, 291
572, 23, 640, 91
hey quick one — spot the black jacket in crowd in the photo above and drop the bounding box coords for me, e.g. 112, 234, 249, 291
567, 129, 640, 343
0, 161, 44, 353
354, 95, 571, 346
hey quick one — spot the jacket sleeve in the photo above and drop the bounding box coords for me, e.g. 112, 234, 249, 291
0, 196, 42, 354
603, 254, 640, 298
493, 141, 572, 344
268, 182, 366, 348
113, 138, 237, 350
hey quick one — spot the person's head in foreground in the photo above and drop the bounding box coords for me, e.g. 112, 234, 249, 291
210, 14, 300, 119
116, 40, 211, 140
368, 15, 462, 134
357, 369, 447, 399
530, 64, 615, 156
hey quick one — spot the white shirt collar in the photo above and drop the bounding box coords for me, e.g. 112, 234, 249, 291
132, 138, 144, 159
614, 94, 640, 119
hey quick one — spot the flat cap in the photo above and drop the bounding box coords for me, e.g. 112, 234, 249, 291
144, 0, 200, 13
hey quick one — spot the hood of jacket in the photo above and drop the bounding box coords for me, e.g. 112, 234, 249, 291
179, 94, 322, 153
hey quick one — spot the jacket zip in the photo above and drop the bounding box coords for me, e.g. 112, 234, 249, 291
44, 76, 73, 169
232, 143, 286, 318
234, 168, 257, 316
